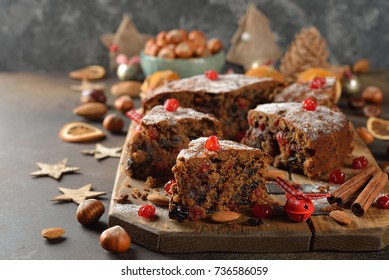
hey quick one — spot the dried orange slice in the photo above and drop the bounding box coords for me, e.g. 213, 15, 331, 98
140, 70, 180, 92
59, 122, 105, 142
69, 65, 106, 80
245, 65, 286, 83
367, 117, 389, 140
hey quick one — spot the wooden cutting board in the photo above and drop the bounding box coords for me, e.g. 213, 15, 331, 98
108, 124, 389, 253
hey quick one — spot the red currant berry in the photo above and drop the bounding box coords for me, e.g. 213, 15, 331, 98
204, 135, 220, 151
253, 204, 273, 219
164, 180, 176, 195
376, 195, 389, 209
329, 169, 346, 184
205, 69, 218, 80
276, 131, 287, 146
352, 156, 369, 169
309, 77, 326, 89
138, 204, 156, 219
302, 97, 318, 111
163, 98, 180, 112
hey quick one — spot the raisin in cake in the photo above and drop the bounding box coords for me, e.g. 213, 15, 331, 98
127, 105, 222, 180
242, 102, 353, 179
274, 77, 339, 109
169, 136, 272, 221
141, 74, 285, 141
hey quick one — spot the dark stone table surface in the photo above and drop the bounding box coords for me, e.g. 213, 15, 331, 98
0, 71, 388, 260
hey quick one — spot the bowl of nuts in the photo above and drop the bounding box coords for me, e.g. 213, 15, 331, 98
140, 29, 225, 78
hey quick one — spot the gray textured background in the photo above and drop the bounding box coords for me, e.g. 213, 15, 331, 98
0, 0, 388, 72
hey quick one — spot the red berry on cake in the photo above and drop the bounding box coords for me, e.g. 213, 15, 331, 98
138, 204, 156, 219
329, 169, 346, 184
302, 97, 317, 111
204, 135, 220, 151
163, 98, 180, 112
309, 77, 326, 89
352, 156, 369, 169
205, 69, 218, 80
164, 179, 176, 195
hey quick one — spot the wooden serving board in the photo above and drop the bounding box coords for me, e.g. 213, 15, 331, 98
109, 124, 389, 253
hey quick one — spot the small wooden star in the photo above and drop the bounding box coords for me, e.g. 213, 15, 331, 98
82, 143, 122, 160
30, 158, 80, 180
51, 184, 106, 204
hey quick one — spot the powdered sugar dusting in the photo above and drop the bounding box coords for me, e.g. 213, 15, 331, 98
142, 105, 218, 126
254, 102, 349, 141
150, 74, 274, 95
178, 137, 258, 160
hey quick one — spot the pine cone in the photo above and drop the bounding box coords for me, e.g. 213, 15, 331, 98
280, 27, 329, 83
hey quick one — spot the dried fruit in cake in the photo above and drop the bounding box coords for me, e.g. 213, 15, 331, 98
141, 74, 285, 140
140, 70, 180, 92
169, 137, 273, 221
242, 103, 353, 179
127, 106, 223, 180
367, 117, 389, 140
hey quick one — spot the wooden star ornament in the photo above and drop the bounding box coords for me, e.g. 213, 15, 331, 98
82, 143, 122, 160
30, 158, 80, 180
51, 184, 106, 205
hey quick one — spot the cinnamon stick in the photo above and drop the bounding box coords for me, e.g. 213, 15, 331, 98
327, 165, 377, 205
265, 168, 287, 181
351, 171, 388, 216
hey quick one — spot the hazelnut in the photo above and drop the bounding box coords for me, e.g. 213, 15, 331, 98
166, 29, 184, 44
188, 30, 205, 41
99, 225, 131, 254
174, 41, 194, 58
156, 31, 167, 42
103, 113, 124, 134
80, 89, 106, 104
194, 44, 210, 57
114, 96, 134, 113
353, 59, 370, 74
144, 43, 160, 56
362, 86, 384, 104
157, 46, 175, 59
76, 199, 105, 226
207, 38, 224, 54
145, 38, 156, 49
363, 104, 381, 118
356, 127, 374, 144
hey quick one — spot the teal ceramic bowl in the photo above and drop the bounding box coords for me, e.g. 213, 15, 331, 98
140, 50, 225, 78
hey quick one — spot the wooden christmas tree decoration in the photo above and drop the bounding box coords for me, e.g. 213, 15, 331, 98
280, 27, 330, 83
82, 143, 122, 160
100, 14, 151, 70
30, 158, 80, 180
51, 184, 106, 205
226, 3, 280, 70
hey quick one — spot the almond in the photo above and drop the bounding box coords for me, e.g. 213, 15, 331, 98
210, 210, 240, 223
147, 193, 169, 207
329, 210, 352, 225
73, 102, 108, 120
41, 227, 65, 239
111, 81, 142, 97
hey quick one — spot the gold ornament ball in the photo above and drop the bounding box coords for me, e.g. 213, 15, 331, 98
116, 64, 138, 81
342, 74, 361, 95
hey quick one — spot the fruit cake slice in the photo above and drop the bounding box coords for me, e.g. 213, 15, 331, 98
169, 136, 272, 221
242, 102, 353, 178
274, 77, 339, 110
141, 74, 285, 141
127, 101, 222, 180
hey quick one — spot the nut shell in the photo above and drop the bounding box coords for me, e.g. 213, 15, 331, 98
100, 225, 131, 254
76, 199, 105, 226
103, 113, 124, 134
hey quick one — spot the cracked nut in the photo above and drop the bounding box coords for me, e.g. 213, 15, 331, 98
99, 225, 131, 254
76, 199, 105, 226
